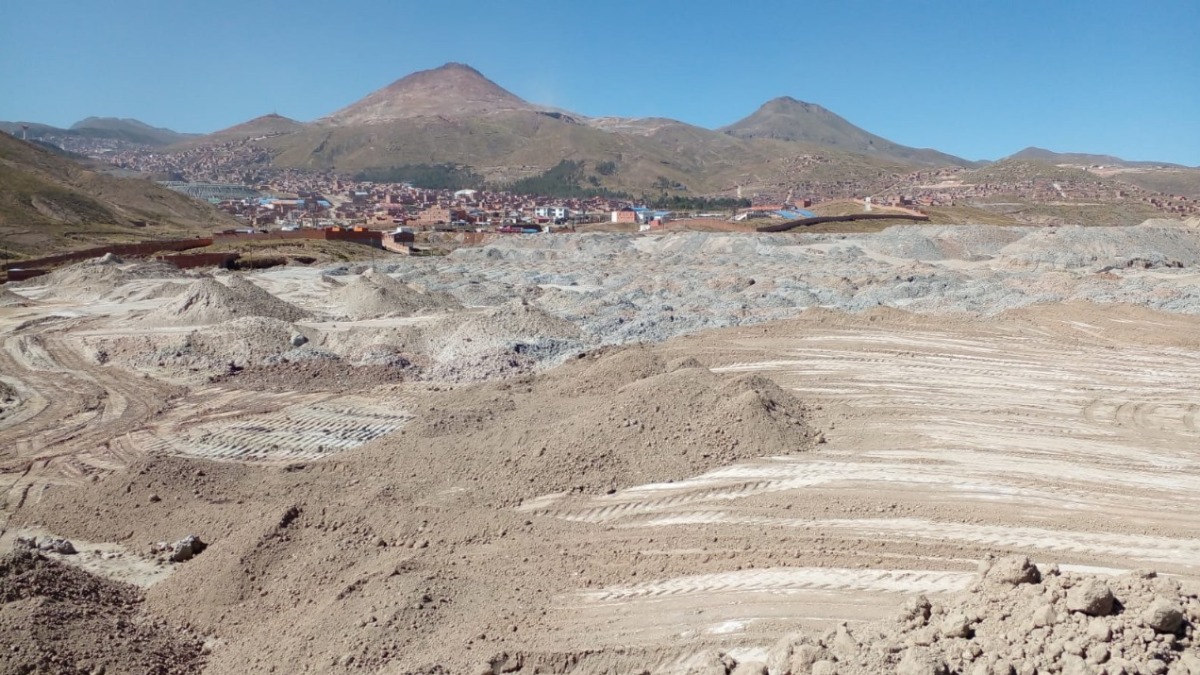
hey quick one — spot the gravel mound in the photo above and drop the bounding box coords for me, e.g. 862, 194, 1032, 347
862, 225, 1028, 261
998, 226, 1200, 270
421, 300, 587, 381
143, 276, 310, 326
328, 269, 461, 319
756, 557, 1199, 675
0, 549, 204, 675
89, 316, 304, 378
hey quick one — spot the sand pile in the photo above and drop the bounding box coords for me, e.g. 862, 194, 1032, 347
327, 269, 461, 319
421, 299, 587, 381
142, 281, 191, 300
0, 549, 203, 675
18, 255, 130, 301
753, 556, 1199, 675
0, 286, 34, 307
143, 276, 309, 326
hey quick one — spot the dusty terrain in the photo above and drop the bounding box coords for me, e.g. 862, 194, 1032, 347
2, 223, 1200, 674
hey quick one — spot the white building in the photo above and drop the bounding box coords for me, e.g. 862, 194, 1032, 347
535, 206, 571, 220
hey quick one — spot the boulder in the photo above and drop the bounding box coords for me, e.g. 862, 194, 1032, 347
170, 534, 207, 562
1066, 579, 1114, 616
1141, 598, 1184, 634
984, 555, 1041, 586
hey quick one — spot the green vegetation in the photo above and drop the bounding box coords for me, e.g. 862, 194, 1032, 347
643, 195, 750, 211
354, 164, 483, 190
499, 161, 629, 199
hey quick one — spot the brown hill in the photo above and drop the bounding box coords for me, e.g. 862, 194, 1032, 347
322, 62, 541, 125
721, 96, 975, 168
0, 132, 237, 258
175, 113, 309, 147
1005, 146, 1189, 169
183, 64, 972, 194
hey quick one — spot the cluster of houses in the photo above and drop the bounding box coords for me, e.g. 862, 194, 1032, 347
202, 181, 692, 233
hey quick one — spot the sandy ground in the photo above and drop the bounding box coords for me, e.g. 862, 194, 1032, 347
2, 227, 1200, 673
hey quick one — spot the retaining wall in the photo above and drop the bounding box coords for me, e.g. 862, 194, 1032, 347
1, 238, 213, 272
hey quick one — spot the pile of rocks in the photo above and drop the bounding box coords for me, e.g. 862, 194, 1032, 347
150, 535, 207, 563
15, 535, 77, 555
752, 556, 1199, 675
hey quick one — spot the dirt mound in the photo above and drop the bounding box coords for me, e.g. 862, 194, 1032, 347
0, 286, 34, 307
570, 343, 671, 392
421, 300, 586, 381
18, 255, 130, 301
328, 270, 461, 319
404, 346, 815, 498
210, 359, 411, 392
143, 276, 309, 326
0, 549, 203, 675
757, 557, 1199, 675
12, 345, 814, 673
89, 316, 303, 379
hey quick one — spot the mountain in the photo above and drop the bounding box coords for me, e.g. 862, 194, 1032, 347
176, 64, 923, 194
1005, 147, 1187, 169
70, 117, 197, 146
720, 96, 975, 167
322, 63, 541, 125
0, 131, 237, 258
188, 113, 309, 144
0, 118, 195, 147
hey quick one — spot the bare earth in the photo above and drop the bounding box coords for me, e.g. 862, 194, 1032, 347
1, 225, 1199, 674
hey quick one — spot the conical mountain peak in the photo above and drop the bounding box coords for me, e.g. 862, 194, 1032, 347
323, 62, 537, 125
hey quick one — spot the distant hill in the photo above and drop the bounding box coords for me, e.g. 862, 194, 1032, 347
70, 117, 198, 146
187, 113, 309, 144
322, 63, 541, 125
720, 97, 975, 168
1005, 147, 1188, 169
0, 132, 237, 258
0, 118, 196, 147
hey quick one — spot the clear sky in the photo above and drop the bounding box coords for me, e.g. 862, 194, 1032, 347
2, 0, 1197, 164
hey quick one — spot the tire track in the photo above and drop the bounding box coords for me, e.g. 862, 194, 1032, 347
145, 393, 414, 463
581, 567, 976, 603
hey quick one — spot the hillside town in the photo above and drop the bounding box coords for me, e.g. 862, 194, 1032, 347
75, 134, 1196, 232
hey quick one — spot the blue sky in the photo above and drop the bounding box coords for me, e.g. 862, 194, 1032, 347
2, 0, 1197, 164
